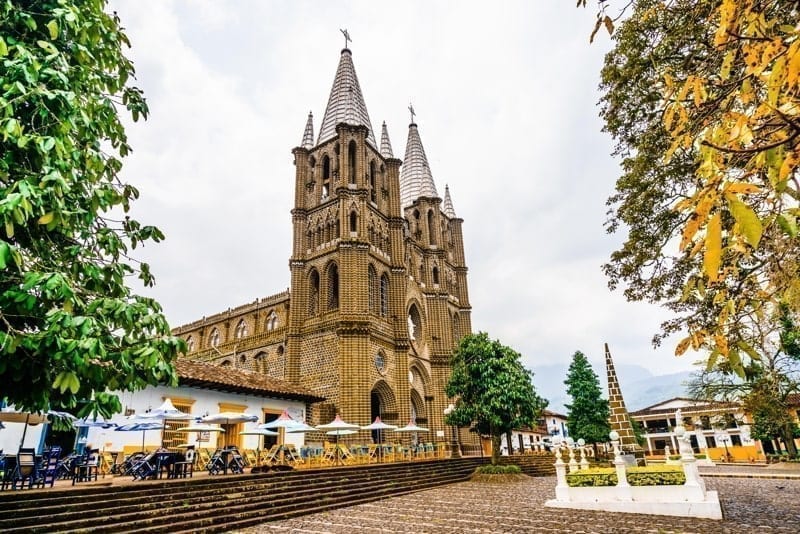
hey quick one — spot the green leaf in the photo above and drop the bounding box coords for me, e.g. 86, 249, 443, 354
47, 20, 59, 40
0, 37, 7, 57
727, 196, 762, 248
777, 214, 798, 237
0, 241, 10, 269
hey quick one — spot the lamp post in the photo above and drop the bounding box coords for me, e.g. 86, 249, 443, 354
443, 404, 461, 458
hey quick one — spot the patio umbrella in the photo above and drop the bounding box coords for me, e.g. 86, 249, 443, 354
115, 421, 164, 452
361, 416, 397, 462
137, 398, 194, 421
174, 423, 225, 448
0, 409, 77, 448
201, 412, 258, 447
394, 420, 429, 451
73, 418, 117, 429
318, 416, 360, 466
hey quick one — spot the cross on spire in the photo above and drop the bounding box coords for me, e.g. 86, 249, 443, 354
340, 28, 351, 48
408, 103, 416, 124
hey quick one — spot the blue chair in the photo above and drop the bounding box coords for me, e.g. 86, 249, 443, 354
36, 446, 62, 488
11, 448, 38, 489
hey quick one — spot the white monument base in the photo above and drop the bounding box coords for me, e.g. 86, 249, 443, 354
545, 488, 722, 520
546, 419, 723, 521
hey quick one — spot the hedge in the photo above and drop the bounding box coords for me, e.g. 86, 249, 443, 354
566, 466, 685, 487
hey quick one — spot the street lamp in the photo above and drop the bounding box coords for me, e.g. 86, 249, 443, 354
443, 403, 461, 459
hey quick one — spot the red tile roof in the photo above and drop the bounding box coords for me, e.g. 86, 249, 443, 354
175, 359, 325, 403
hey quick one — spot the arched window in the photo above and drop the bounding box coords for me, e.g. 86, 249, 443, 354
266, 311, 278, 331
452, 312, 461, 345
349, 211, 357, 233
309, 269, 320, 315
235, 320, 248, 339
380, 274, 389, 317
407, 304, 421, 341
322, 155, 330, 198
348, 140, 357, 184
254, 351, 267, 373
369, 160, 377, 203
277, 345, 284, 357
368, 265, 378, 314
432, 266, 440, 286
186, 336, 195, 352
427, 210, 436, 245
220, 359, 232, 367
239, 354, 247, 366
209, 328, 220, 348
327, 262, 339, 310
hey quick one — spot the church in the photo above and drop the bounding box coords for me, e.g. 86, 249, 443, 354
174, 44, 472, 443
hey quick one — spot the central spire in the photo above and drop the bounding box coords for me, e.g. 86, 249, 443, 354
317, 48, 377, 148
400, 120, 438, 209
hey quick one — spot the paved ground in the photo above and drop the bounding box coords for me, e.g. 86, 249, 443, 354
230, 467, 800, 533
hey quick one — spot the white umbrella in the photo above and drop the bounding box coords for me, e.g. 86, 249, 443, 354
73, 418, 117, 429
361, 416, 397, 462
202, 412, 258, 447
394, 420, 429, 433
239, 428, 279, 436
317, 415, 360, 432
138, 398, 194, 420
0, 409, 77, 448
318, 416, 360, 466
116, 421, 165, 452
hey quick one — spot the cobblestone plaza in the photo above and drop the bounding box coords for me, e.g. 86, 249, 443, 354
232, 472, 800, 533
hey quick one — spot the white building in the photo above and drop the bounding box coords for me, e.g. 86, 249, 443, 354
1, 359, 324, 454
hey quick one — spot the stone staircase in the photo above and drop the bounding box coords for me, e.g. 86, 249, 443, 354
0, 458, 486, 533
498, 452, 557, 476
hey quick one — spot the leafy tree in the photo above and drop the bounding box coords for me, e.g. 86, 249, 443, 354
688, 305, 800, 456
564, 351, 611, 457
0, 1, 183, 418
445, 332, 547, 465
580, 0, 800, 376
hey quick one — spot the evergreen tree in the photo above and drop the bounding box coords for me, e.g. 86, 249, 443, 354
564, 351, 611, 456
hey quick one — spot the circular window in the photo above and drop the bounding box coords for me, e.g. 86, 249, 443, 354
374, 352, 386, 374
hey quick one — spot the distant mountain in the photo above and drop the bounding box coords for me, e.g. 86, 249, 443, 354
531, 362, 693, 414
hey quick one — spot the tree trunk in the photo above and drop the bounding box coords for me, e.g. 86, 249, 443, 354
781, 425, 798, 457
505, 430, 514, 455
491, 434, 501, 465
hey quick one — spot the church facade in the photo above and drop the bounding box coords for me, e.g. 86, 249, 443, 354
174, 47, 472, 441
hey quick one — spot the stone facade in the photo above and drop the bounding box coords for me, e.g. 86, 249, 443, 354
174, 47, 472, 444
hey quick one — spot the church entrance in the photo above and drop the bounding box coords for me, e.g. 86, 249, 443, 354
370, 391, 381, 443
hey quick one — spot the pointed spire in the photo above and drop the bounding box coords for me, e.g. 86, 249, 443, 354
400, 121, 438, 209
301, 111, 314, 149
605, 343, 642, 452
442, 184, 456, 218
380, 121, 394, 158
317, 49, 376, 148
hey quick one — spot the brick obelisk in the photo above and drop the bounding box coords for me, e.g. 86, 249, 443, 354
605, 343, 644, 459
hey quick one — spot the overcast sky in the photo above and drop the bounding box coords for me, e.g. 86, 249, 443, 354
107, 1, 699, 378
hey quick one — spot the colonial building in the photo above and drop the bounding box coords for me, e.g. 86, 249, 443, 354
174, 46, 472, 443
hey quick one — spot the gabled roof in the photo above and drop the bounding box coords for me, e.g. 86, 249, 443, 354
175, 359, 325, 403
399, 122, 438, 208
635, 397, 708, 412
317, 49, 376, 148
629, 398, 740, 417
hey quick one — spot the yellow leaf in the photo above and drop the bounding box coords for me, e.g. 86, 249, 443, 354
768, 55, 786, 106
726, 195, 762, 248
704, 212, 722, 282
725, 182, 761, 195
38, 212, 54, 225
787, 41, 800, 90
675, 336, 692, 356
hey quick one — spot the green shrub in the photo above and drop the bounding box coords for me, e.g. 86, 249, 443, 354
694, 454, 707, 459
627, 466, 685, 486
476, 464, 522, 475
668, 455, 681, 460
566, 468, 617, 487
566, 465, 685, 487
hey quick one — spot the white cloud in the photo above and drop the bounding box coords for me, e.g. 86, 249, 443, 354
108, 0, 696, 377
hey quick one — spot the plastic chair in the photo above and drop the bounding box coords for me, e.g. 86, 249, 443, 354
172, 448, 195, 478
36, 446, 62, 488
73, 449, 100, 485
12, 448, 39, 490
